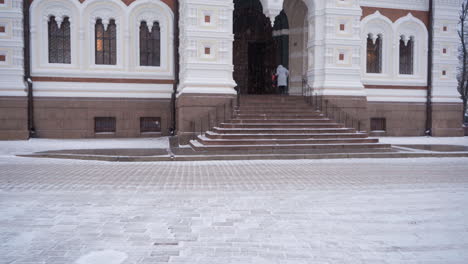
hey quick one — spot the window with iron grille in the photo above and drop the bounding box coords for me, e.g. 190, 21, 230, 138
370, 118, 386, 131
95, 19, 117, 65
399, 37, 414, 75
95, 117, 116, 133
140, 117, 161, 133
366, 34, 382, 74
48, 16, 71, 64
139, 21, 161, 66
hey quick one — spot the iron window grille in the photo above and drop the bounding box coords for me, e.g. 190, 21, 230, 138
95, 19, 117, 65
95, 117, 116, 133
48, 16, 71, 64
366, 34, 382, 74
399, 37, 414, 75
139, 21, 161, 67
140, 117, 161, 133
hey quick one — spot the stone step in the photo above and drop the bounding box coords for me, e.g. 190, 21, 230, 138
205, 131, 369, 140
239, 106, 314, 111
212, 127, 356, 134
240, 95, 304, 102
219, 123, 343, 129
196, 135, 379, 146
235, 113, 325, 119
190, 95, 388, 153
230, 118, 333, 124
236, 109, 318, 114
190, 140, 391, 151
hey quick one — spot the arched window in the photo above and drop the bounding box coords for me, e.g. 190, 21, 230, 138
139, 21, 161, 66
366, 34, 382, 74
48, 16, 71, 64
399, 36, 414, 75
95, 19, 117, 65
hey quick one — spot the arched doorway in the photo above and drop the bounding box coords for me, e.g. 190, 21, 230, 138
233, 0, 278, 95
283, 0, 308, 95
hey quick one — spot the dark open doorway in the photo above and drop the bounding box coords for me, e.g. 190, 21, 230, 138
234, 0, 286, 95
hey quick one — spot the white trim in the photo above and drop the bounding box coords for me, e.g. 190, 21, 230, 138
32, 82, 173, 99
29, 0, 175, 88
366, 88, 427, 102
361, 12, 428, 87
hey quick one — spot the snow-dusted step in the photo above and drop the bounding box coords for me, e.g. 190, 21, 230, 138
219, 123, 343, 129
190, 95, 390, 152
196, 135, 379, 146
212, 127, 357, 134
235, 113, 324, 119
190, 140, 391, 151
229, 118, 334, 124
204, 131, 369, 140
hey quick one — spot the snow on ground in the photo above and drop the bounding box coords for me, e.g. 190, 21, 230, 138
378, 136, 468, 146
0, 136, 467, 157
0, 138, 169, 157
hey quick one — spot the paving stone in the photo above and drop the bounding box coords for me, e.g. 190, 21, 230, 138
0, 157, 468, 263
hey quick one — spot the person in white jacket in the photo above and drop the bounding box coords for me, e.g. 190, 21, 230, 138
276, 65, 289, 95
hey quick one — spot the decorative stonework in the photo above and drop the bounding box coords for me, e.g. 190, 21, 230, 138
361, 11, 428, 92
0, 0, 25, 96
28, 0, 174, 99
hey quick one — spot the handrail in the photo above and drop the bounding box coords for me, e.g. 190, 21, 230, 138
302, 76, 363, 133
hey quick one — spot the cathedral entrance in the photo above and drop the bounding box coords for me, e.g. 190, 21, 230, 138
233, 0, 286, 95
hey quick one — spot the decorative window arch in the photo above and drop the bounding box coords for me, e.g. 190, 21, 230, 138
29, 0, 79, 69
128, 0, 174, 77
83, 0, 125, 68
394, 14, 428, 79
48, 15, 71, 64
361, 11, 393, 76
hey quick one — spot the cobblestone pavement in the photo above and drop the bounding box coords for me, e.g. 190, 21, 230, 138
1, 157, 468, 264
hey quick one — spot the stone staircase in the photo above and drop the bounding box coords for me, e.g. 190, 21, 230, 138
189, 95, 391, 152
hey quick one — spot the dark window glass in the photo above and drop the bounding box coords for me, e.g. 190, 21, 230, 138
139, 21, 161, 66
95, 19, 117, 65
366, 34, 382, 74
371, 118, 386, 131
48, 16, 71, 64
94, 117, 116, 133
399, 37, 414, 75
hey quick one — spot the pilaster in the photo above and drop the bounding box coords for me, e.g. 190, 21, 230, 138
308, 0, 365, 97
431, 0, 464, 136
177, 0, 236, 96
0, 0, 28, 140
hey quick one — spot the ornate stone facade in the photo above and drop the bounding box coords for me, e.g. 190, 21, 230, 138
0, 0, 464, 139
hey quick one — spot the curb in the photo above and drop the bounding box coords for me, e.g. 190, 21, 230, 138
17, 152, 468, 162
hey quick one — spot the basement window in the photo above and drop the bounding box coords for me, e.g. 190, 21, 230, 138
370, 118, 386, 132
140, 117, 161, 133
95, 117, 116, 133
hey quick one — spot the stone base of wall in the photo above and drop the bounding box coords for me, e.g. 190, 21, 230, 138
431, 103, 464, 137
321, 96, 369, 132
177, 93, 236, 145
31, 97, 171, 138
367, 102, 427, 136
0, 97, 29, 140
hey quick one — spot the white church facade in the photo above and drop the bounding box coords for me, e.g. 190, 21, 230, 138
0, 0, 464, 141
